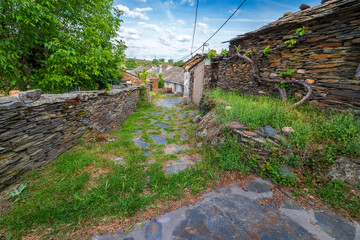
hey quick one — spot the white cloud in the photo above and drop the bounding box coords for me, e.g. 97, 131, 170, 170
115, 4, 152, 20
176, 35, 191, 42
177, 19, 186, 25
117, 28, 140, 40
137, 0, 147, 2
134, 7, 152, 13
158, 36, 172, 47
138, 22, 162, 32
180, 0, 194, 7
197, 22, 209, 34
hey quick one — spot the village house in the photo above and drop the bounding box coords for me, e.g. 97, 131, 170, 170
182, 54, 206, 105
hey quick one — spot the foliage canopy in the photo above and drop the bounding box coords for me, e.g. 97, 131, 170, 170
0, 0, 126, 93
152, 59, 159, 66
173, 60, 184, 67
135, 68, 149, 86
125, 59, 138, 70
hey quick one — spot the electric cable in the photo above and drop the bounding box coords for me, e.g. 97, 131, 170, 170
177, 0, 247, 62
190, 0, 200, 57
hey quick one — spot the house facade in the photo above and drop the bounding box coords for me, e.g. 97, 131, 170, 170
182, 54, 206, 105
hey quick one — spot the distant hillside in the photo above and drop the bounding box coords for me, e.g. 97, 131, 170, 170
125, 58, 173, 70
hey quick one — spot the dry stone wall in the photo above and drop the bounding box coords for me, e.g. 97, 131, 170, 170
0, 87, 139, 190
206, 0, 360, 112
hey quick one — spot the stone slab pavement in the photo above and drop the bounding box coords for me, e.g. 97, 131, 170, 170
93, 178, 360, 240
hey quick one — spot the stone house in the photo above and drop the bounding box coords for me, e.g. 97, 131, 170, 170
203, 0, 360, 112
163, 66, 185, 94
148, 76, 159, 94
183, 54, 206, 105
123, 71, 140, 86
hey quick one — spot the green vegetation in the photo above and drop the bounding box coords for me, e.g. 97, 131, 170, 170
126, 59, 173, 68
318, 180, 360, 217
152, 59, 159, 66
263, 46, 270, 57
208, 50, 217, 59
7, 184, 27, 206
168, 59, 174, 64
245, 50, 252, 58
236, 45, 241, 53
125, 59, 138, 70
210, 135, 257, 173
208, 89, 359, 157
205, 89, 360, 217
135, 68, 150, 86
280, 69, 296, 78
173, 60, 184, 67
296, 26, 307, 37
158, 74, 164, 88
220, 49, 228, 56
0, 0, 126, 93
284, 26, 307, 48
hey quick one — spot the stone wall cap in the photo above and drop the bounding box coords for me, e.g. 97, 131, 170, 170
229, 0, 360, 43
0, 86, 140, 108
0, 99, 24, 110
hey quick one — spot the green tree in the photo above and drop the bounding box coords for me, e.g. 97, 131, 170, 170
158, 73, 164, 88
125, 59, 138, 70
174, 60, 184, 67
135, 68, 149, 86
0, 0, 126, 93
152, 59, 159, 66
168, 59, 174, 64
159, 58, 165, 63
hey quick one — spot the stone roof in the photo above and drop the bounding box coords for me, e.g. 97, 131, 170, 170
228, 0, 359, 43
162, 66, 184, 84
125, 70, 138, 77
182, 54, 205, 70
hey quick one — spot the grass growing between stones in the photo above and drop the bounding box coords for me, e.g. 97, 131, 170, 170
0, 98, 215, 239
206, 89, 360, 219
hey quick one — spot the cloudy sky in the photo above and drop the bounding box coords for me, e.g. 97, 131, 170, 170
114, 0, 321, 62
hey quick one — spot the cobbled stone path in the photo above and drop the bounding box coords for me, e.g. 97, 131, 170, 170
94, 178, 360, 240
132, 96, 199, 173
95, 96, 360, 240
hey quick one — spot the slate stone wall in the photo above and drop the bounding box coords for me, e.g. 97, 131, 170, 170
0, 87, 139, 190
206, 0, 360, 111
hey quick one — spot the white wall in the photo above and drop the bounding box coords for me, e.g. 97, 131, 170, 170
176, 84, 183, 94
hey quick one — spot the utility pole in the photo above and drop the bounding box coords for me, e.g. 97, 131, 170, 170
202, 43, 209, 55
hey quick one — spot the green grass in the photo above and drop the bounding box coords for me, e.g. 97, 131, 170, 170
205, 89, 360, 218
318, 180, 360, 218
208, 89, 360, 157
0, 98, 215, 239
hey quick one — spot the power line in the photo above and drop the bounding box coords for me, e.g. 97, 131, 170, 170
190, 0, 200, 57
177, 0, 247, 62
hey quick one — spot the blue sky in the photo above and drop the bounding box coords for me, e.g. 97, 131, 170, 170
114, 0, 321, 61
